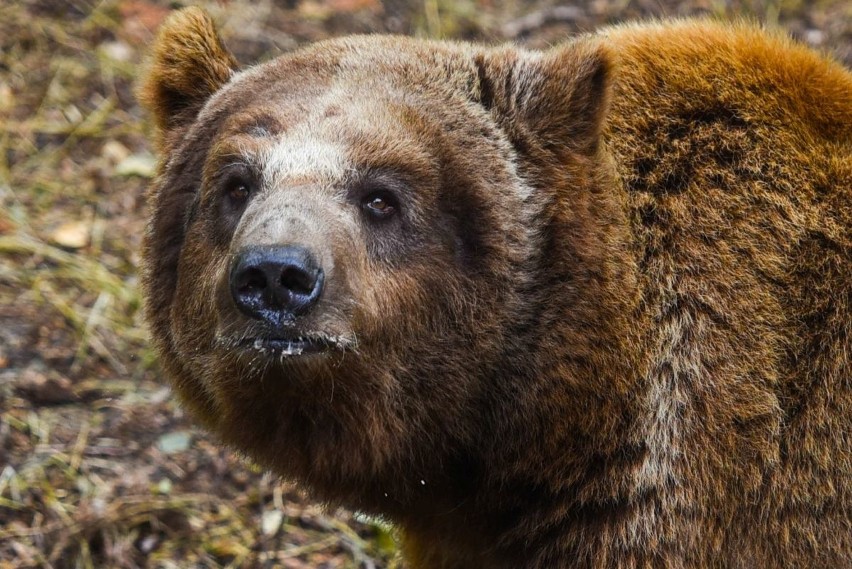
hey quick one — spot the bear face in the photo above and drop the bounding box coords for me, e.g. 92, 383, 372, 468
140, 8, 623, 519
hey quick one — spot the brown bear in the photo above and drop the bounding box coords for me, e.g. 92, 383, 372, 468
139, 7, 852, 568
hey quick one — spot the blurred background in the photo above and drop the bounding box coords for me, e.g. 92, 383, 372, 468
0, 0, 849, 567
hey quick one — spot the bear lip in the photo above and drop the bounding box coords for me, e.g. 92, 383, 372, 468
238, 335, 347, 356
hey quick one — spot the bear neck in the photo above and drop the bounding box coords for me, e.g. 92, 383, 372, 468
389, 144, 659, 564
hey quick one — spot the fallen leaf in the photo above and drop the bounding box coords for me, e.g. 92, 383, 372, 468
262, 509, 284, 536
101, 140, 131, 165
0, 216, 15, 235
0, 82, 13, 112
51, 220, 90, 249
206, 537, 250, 558
115, 153, 156, 178
99, 41, 134, 63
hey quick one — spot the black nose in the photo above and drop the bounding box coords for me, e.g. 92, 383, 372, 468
230, 245, 324, 322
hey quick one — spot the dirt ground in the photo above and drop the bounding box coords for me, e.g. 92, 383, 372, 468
0, 0, 849, 567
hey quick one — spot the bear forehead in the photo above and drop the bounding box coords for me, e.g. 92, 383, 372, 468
204, 35, 481, 128
246, 35, 478, 84
205, 97, 440, 191
195, 42, 487, 189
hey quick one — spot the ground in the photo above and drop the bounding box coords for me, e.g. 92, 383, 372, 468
0, 0, 849, 567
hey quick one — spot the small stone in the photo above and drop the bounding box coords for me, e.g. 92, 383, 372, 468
156, 478, 173, 495
804, 29, 824, 46
156, 430, 192, 454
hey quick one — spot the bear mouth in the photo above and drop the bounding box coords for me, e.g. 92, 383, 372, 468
238, 335, 348, 356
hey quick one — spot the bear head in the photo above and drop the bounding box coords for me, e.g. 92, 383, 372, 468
139, 7, 624, 517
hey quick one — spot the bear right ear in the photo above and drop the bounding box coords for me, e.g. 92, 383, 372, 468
473, 41, 612, 159
139, 7, 238, 147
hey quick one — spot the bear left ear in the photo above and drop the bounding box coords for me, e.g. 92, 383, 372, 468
139, 7, 238, 147
474, 41, 613, 158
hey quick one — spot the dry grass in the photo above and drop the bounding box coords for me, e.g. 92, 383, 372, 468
1, 0, 848, 567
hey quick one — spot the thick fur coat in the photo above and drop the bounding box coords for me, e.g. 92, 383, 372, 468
139, 8, 852, 567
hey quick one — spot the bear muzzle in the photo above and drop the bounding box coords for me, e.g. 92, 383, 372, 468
228, 244, 338, 355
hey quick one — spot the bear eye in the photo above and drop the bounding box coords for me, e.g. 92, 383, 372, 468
361, 190, 398, 219
225, 177, 252, 205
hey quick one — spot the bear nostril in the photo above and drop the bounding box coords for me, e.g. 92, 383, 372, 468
237, 267, 268, 294
280, 266, 315, 296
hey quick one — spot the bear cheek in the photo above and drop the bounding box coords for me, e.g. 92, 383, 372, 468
171, 235, 230, 359
357, 263, 442, 347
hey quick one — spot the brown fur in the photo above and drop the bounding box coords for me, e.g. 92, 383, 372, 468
139, 9, 852, 568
